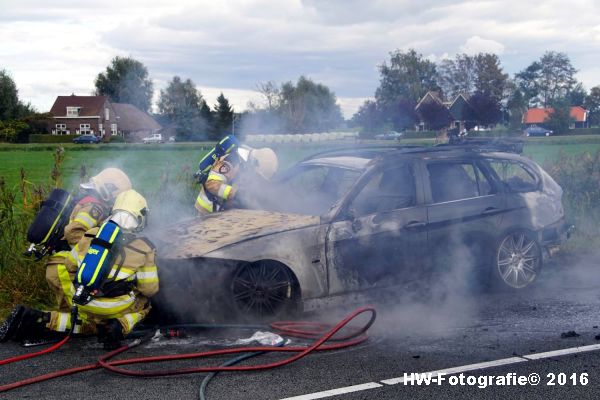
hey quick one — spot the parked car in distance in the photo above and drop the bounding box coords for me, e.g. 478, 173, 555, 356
72, 135, 100, 144
524, 126, 553, 137
375, 131, 404, 140
156, 139, 570, 321
143, 133, 164, 144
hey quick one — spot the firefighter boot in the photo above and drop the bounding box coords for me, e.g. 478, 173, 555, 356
97, 319, 124, 350
0, 305, 25, 342
13, 308, 51, 342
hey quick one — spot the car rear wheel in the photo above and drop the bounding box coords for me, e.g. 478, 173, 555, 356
230, 261, 297, 318
494, 231, 541, 289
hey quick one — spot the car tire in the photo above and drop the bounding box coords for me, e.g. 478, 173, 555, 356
492, 230, 542, 290
229, 260, 299, 320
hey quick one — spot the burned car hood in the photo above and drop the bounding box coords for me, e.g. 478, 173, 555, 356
158, 209, 320, 259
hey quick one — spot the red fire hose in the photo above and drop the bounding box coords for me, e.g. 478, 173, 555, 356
0, 306, 376, 393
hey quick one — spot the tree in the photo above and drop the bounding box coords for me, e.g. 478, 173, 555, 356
505, 83, 528, 130
545, 98, 575, 134
256, 81, 280, 111
437, 54, 477, 100
417, 101, 452, 131
376, 49, 439, 107
158, 76, 211, 140
474, 53, 508, 102
351, 100, 381, 136
516, 52, 577, 107
213, 93, 233, 140
95, 56, 154, 112
0, 70, 21, 121
469, 92, 502, 126
567, 83, 587, 106
278, 76, 343, 133
584, 86, 600, 126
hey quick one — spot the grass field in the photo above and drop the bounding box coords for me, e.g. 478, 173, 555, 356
2, 136, 600, 192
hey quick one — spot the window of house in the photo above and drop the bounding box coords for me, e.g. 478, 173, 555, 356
80, 124, 91, 134
428, 162, 492, 203
105, 108, 110, 120
98, 123, 103, 135
55, 124, 67, 134
111, 124, 118, 135
487, 160, 539, 193
66, 107, 79, 117
351, 164, 417, 216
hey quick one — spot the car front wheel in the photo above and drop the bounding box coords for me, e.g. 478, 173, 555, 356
230, 261, 297, 319
494, 231, 541, 289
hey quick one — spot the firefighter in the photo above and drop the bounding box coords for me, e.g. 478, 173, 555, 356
195, 146, 279, 214
45, 167, 132, 311
1, 190, 158, 350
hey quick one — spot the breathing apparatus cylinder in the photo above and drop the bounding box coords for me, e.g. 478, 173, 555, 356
195, 135, 240, 183
72, 220, 122, 305
25, 188, 75, 259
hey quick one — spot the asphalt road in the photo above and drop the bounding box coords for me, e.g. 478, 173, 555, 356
2, 251, 600, 400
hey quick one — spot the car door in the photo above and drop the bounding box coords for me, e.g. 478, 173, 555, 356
326, 161, 428, 294
424, 158, 505, 278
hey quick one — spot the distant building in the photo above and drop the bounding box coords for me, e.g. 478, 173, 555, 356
415, 91, 474, 132
522, 106, 588, 129
49, 95, 161, 140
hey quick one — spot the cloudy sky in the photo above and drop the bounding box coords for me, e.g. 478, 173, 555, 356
1, 0, 600, 118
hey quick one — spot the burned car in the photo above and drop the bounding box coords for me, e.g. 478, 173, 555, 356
155, 141, 570, 320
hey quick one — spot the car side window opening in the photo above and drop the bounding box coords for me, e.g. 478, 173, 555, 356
428, 162, 493, 203
488, 160, 538, 193
350, 165, 417, 216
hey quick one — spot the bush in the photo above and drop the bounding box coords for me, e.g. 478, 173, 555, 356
566, 127, 600, 135
402, 130, 438, 139
29, 134, 80, 143
109, 135, 125, 143
544, 150, 600, 249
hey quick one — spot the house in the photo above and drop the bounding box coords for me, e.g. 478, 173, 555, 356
49, 95, 118, 136
49, 95, 162, 139
111, 103, 162, 141
522, 106, 588, 129
415, 91, 473, 132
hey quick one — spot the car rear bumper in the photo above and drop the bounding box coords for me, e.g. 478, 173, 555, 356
539, 218, 574, 260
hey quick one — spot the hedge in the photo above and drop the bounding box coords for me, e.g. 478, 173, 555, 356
402, 131, 438, 139
566, 128, 600, 136
29, 134, 81, 143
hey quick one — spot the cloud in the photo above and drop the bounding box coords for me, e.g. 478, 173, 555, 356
2, 0, 600, 119
459, 36, 506, 55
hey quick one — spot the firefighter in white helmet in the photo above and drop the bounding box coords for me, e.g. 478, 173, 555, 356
195, 146, 278, 214
1, 190, 159, 349
46, 168, 132, 312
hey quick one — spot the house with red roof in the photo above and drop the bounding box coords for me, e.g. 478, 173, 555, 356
49, 95, 162, 140
522, 106, 588, 129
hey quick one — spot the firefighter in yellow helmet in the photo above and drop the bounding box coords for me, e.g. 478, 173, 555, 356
195, 146, 278, 214
45, 168, 132, 311
1, 190, 159, 349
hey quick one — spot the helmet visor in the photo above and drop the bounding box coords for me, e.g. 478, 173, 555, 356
109, 210, 140, 231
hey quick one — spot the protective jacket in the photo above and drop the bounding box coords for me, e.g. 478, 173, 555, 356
195, 154, 240, 214
46, 196, 111, 311
46, 227, 159, 335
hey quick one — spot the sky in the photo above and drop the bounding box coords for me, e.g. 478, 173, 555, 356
1, 0, 600, 119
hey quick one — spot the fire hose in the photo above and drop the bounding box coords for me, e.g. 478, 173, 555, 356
0, 306, 376, 395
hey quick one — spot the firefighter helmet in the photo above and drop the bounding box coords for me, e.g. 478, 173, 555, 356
110, 189, 149, 232
80, 168, 132, 202
248, 148, 278, 180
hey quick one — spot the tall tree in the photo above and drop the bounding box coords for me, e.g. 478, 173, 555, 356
417, 101, 452, 131
351, 100, 381, 136
516, 52, 577, 107
469, 92, 502, 126
474, 53, 508, 102
95, 56, 154, 112
213, 93, 234, 140
567, 83, 587, 106
278, 76, 343, 133
437, 54, 477, 100
376, 49, 439, 106
505, 82, 528, 130
0, 69, 21, 121
584, 86, 600, 126
158, 76, 211, 140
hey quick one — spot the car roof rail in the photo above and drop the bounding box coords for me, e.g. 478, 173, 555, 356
432, 137, 524, 154
300, 145, 426, 162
